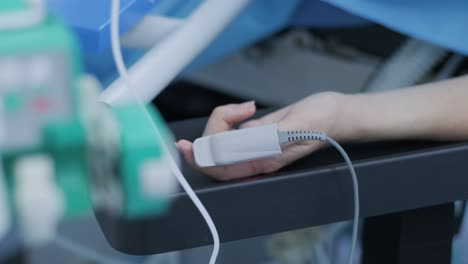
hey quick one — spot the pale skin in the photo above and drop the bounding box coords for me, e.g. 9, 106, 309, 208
176, 75, 468, 181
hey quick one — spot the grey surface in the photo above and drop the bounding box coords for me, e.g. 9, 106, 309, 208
97, 115, 468, 255
25, 216, 274, 264
29, 216, 142, 264
185, 31, 378, 106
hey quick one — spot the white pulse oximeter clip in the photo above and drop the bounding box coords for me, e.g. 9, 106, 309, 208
193, 124, 282, 167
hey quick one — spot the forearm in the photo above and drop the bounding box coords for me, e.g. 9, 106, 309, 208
336, 75, 468, 142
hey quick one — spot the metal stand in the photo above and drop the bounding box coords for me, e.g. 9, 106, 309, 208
362, 203, 454, 264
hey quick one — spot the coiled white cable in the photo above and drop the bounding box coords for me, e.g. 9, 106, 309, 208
109, 1, 220, 264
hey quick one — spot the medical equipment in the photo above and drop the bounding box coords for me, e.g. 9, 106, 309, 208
193, 124, 359, 264
0, 0, 178, 247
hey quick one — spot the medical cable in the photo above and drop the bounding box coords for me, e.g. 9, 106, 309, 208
110, 1, 220, 264
278, 131, 359, 264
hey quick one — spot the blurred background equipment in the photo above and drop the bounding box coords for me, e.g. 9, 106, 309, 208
0, 0, 178, 261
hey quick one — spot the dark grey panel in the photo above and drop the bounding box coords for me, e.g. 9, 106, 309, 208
96, 114, 468, 255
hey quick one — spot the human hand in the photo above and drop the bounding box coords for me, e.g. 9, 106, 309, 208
176, 92, 344, 181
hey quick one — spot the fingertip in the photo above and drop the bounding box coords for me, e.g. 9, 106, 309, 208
241, 101, 256, 116
204, 102, 256, 135
231, 101, 256, 118
176, 140, 197, 166
176, 140, 192, 152
246, 100, 256, 110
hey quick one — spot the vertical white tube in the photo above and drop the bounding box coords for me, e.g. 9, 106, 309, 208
100, 0, 250, 105
121, 15, 184, 49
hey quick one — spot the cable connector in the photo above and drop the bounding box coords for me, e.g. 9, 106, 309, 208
277, 130, 326, 145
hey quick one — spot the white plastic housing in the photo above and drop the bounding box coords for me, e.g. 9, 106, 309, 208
139, 157, 178, 197
193, 124, 282, 167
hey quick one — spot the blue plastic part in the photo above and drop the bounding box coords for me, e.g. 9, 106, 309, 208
290, 1, 368, 28
45, 0, 159, 53
167, 0, 368, 70
82, 0, 305, 84
183, 0, 302, 71
83, 47, 140, 86
325, 0, 468, 55
46, 0, 371, 84
48, 0, 468, 86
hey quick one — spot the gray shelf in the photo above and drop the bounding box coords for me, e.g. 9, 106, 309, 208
96, 115, 468, 255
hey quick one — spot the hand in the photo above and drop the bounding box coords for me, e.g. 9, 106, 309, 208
176, 92, 343, 181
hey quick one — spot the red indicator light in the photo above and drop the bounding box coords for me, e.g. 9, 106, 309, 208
31, 98, 51, 112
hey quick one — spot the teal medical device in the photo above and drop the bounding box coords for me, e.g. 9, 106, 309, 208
0, 0, 178, 246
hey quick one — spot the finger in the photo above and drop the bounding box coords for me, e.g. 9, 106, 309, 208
176, 140, 196, 167
176, 139, 254, 179
177, 139, 272, 180
204, 101, 256, 135
176, 139, 254, 178
240, 106, 291, 128
201, 157, 282, 181
177, 137, 323, 181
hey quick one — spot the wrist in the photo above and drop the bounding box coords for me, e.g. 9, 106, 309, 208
331, 93, 374, 142
309, 91, 349, 141
336, 92, 404, 142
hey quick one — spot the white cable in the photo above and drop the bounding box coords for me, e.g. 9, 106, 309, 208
324, 136, 359, 264
110, 2, 220, 264
278, 131, 359, 264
